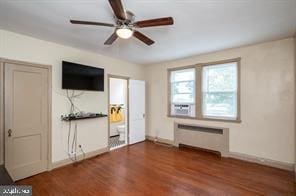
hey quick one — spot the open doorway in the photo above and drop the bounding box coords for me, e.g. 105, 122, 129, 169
108, 76, 128, 150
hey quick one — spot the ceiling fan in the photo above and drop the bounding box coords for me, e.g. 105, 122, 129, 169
70, 0, 174, 46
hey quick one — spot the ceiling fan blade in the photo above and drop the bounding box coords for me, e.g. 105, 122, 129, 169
133, 31, 155, 46
104, 32, 118, 45
70, 20, 115, 27
108, 0, 126, 20
135, 17, 174, 28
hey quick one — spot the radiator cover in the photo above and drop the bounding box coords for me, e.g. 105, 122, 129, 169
174, 123, 229, 157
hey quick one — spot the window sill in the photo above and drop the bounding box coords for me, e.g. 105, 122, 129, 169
197, 117, 241, 123
167, 115, 196, 120
167, 115, 241, 123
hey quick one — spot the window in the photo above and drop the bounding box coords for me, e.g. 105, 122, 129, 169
169, 68, 195, 117
202, 62, 238, 120
167, 58, 240, 122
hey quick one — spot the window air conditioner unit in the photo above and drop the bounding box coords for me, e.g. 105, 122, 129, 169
173, 104, 191, 116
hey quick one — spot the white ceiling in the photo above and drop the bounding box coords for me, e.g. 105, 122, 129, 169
0, 0, 295, 65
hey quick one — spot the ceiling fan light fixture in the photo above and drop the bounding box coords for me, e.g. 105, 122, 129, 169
116, 26, 133, 39
70, 0, 174, 45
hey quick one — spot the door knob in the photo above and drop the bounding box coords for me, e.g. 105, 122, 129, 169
8, 129, 12, 137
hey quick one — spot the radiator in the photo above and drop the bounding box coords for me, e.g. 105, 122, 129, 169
174, 123, 229, 157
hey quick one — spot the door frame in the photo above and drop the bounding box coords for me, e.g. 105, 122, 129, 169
107, 74, 130, 151
0, 58, 52, 171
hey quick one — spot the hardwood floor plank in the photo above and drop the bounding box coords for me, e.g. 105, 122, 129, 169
17, 141, 295, 195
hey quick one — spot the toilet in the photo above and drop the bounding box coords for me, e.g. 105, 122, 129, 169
117, 125, 125, 141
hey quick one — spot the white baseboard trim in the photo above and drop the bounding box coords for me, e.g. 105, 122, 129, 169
145, 136, 174, 145
228, 151, 295, 171
51, 147, 109, 170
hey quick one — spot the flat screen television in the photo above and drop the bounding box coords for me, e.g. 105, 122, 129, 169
62, 61, 104, 91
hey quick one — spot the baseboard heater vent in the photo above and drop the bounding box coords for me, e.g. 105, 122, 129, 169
177, 124, 223, 134
174, 123, 229, 157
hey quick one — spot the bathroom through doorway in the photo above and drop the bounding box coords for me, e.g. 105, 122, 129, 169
108, 75, 129, 150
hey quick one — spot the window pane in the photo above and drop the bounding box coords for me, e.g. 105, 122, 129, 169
202, 62, 238, 119
172, 81, 194, 94
172, 93, 194, 103
203, 62, 237, 92
203, 92, 237, 118
171, 68, 195, 82
171, 68, 195, 104
170, 68, 196, 117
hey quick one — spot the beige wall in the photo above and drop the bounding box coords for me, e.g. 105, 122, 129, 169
0, 61, 3, 165
0, 30, 144, 163
146, 38, 295, 164
295, 35, 296, 172
0, 29, 294, 168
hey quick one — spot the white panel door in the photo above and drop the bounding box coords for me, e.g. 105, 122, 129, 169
129, 80, 145, 144
5, 63, 49, 181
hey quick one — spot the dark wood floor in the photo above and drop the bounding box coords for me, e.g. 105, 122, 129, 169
18, 141, 295, 195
